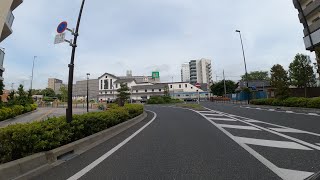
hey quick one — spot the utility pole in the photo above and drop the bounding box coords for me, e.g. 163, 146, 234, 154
172, 76, 174, 98
66, 0, 86, 123
30, 56, 37, 90
223, 70, 227, 97
86, 73, 90, 112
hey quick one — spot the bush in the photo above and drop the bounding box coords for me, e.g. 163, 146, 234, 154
0, 104, 144, 164
0, 104, 38, 122
250, 97, 320, 109
147, 96, 182, 104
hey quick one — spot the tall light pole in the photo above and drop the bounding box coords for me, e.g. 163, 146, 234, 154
30, 56, 37, 90
66, 0, 86, 123
223, 70, 227, 97
171, 76, 174, 98
86, 73, 90, 112
236, 30, 250, 104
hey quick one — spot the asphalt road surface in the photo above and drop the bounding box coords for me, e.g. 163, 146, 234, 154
31, 104, 320, 180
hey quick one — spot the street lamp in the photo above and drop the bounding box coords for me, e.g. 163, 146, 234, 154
66, 0, 86, 123
235, 30, 250, 104
86, 73, 90, 112
30, 56, 37, 90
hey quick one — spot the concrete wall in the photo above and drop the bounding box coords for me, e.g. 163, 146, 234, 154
0, 0, 12, 42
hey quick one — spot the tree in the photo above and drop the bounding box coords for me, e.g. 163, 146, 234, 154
241, 71, 270, 81
164, 85, 170, 97
116, 83, 130, 106
41, 88, 56, 97
59, 86, 68, 102
7, 90, 16, 106
270, 64, 290, 99
289, 54, 316, 97
0, 80, 4, 107
210, 80, 237, 96
16, 84, 28, 106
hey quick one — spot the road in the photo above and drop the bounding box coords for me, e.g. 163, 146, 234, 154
31, 104, 320, 180
0, 108, 98, 128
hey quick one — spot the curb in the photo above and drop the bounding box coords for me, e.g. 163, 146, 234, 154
0, 112, 148, 180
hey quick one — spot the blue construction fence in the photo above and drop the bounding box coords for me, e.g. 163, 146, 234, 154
226, 91, 267, 101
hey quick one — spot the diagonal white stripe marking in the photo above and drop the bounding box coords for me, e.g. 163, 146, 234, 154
278, 168, 314, 180
308, 113, 319, 116
235, 137, 312, 150
202, 113, 225, 116
316, 143, 320, 146
269, 128, 305, 133
218, 124, 260, 131
286, 111, 294, 113
245, 119, 262, 123
67, 111, 157, 180
197, 111, 214, 113
209, 118, 237, 121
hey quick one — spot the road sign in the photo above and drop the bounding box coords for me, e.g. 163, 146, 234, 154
195, 83, 201, 88
54, 33, 66, 44
152, 71, 160, 79
57, 21, 68, 34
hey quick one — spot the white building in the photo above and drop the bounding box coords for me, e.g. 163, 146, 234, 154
181, 63, 190, 82
189, 58, 213, 84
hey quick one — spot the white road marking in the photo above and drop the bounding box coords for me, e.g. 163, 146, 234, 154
244, 119, 262, 123
308, 113, 319, 116
196, 109, 312, 180
316, 143, 320, 146
278, 168, 314, 180
218, 124, 261, 131
256, 108, 262, 110
235, 137, 312, 150
269, 128, 305, 133
202, 113, 225, 116
286, 111, 294, 113
66, 111, 158, 180
209, 118, 237, 122
197, 111, 214, 113
269, 109, 275, 111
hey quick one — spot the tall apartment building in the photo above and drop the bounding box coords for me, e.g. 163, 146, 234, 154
188, 59, 212, 84
293, 0, 320, 75
48, 78, 64, 94
0, 0, 23, 80
181, 63, 190, 82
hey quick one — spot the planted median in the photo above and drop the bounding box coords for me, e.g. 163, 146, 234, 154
0, 104, 144, 164
250, 97, 320, 109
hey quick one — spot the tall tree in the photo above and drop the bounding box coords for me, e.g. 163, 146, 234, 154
210, 80, 237, 96
289, 54, 316, 97
241, 71, 270, 81
41, 88, 56, 97
59, 86, 68, 102
17, 84, 28, 106
270, 64, 290, 99
0, 80, 4, 107
116, 83, 130, 106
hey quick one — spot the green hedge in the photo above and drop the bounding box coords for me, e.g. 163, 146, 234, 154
0, 104, 38, 122
147, 96, 182, 104
250, 97, 320, 109
0, 104, 144, 164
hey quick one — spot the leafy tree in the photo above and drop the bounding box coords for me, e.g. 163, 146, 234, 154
59, 86, 68, 102
270, 64, 290, 99
27, 90, 34, 104
164, 85, 170, 97
41, 88, 56, 97
241, 71, 270, 81
0, 80, 4, 107
210, 80, 237, 96
289, 54, 316, 97
7, 90, 16, 106
31, 89, 42, 95
16, 84, 28, 106
116, 83, 130, 106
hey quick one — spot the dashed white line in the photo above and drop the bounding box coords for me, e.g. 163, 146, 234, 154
66, 111, 158, 180
235, 137, 312, 150
256, 108, 262, 110
308, 113, 319, 116
209, 118, 237, 122
269, 109, 275, 111
218, 124, 261, 131
202, 113, 225, 116
286, 111, 294, 113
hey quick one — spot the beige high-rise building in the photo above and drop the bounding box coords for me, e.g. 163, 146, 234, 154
48, 78, 64, 94
0, 0, 23, 80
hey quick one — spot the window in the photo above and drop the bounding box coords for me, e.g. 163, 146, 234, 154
170, 85, 173, 88
312, 17, 320, 23
100, 80, 103, 89
104, 80, 109, 89
152, 89, 154, 92
116, 83, 118, 88
145, 89, 147, 92
191, 87, 193, 89
185, 84, 187, 88
159, 89, 162, 92
179, 84, 182, 88
136, 90, 138, 93
110, 79, 113, 89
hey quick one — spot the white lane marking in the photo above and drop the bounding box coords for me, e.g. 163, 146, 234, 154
195, 110, 312, 180
209, 118, 237, 121
286, 111, 294, 113
269, 128, 305, 133
256, 108, 262, 110
278, 168, 314, 180
235, 137, 312, 150
244, 119, 262, 123
218, 124, 261, 131
316, 143, 320, 146
203, 107, 320, 151
66, 111, 157, 180
308, 113, 319, 116
269, 109, 275, 111
202, 113, 225, 116
197, 111, 214, 113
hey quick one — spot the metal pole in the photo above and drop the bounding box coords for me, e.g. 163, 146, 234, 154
223, 70, 227, 97
172, 76, 174, 98
30, 56, 37, 90
236, 30, 250, 104
66, 0, 86, 123
86, 73, 90, 112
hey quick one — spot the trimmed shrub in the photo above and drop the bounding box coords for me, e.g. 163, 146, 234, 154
147, 96, 182, 104
0, 104, 144, 164
0, 104, 38, 122
250, 97, 320, 109
307, 97, 320, 109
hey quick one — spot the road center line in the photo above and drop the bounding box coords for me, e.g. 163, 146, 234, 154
66, 111, 157, 180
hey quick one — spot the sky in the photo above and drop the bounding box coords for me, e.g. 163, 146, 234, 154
1, 0, 315, 89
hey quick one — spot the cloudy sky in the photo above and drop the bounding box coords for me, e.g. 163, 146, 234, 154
1, 0, 314, 89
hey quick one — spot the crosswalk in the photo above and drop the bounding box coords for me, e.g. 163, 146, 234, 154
196, 109, 320, 180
